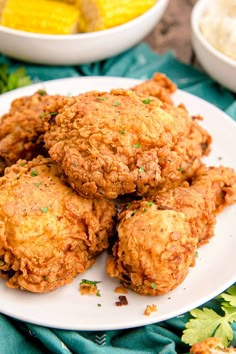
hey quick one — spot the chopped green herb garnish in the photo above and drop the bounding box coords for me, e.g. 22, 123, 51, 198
142, 208, 148, 213
119, 130, 125, 135
113, 101, 121, 106
97, 303, 102, 307
31, 169, 38, 177
133, 143, 141, 148
139, 166, 144, 172
20, 162, 26, 167
177, 167, 183, 172
40, 207, 48, 213
151, 282, 157, 289
142, 99, 152, 104
40, 111, 58, 119
146, 201, 153, 207
126, 202, 132, 209
96, 291, 101, 297
50, 111, 58, 116
80, 279, 101, 286
35, 182, 41, 188
44, 276, 49, 281
98, 96, 107, 101
38, 89, 47, 96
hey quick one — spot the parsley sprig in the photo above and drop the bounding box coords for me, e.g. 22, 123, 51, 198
0, 64, 32, 94
182, 285, 236, 348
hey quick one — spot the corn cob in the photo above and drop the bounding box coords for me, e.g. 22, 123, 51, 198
78, 0, 157, 32
1, 0, 79, 34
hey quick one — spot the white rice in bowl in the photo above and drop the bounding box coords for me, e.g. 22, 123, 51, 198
199, 0, 236, 61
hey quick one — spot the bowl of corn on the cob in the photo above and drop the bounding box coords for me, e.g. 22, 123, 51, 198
0, 0, 169, 65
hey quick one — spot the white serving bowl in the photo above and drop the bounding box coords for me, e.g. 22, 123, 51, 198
0, 0, 169, 66
191, 0, 236, 93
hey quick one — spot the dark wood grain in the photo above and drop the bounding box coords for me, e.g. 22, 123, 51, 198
145, 0, 199, 66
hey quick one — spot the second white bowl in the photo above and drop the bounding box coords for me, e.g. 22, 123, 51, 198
191, 0, 236, 93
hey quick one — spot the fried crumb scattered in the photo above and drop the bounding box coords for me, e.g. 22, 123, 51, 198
115, 295, 128, 306
144, 304, 157, 316
80, 283, 99, 295
114, 286, 128, 294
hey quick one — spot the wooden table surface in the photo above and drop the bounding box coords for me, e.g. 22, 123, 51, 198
145, 0, 199, 67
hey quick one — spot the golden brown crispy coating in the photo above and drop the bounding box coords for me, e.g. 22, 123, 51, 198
0, 91, 60, 175
131, 72, 177, 105
43, 89, 211, 199
0, 156, 116, 293
107, 166, 236, 295
190, 337, 236, 353
0, 73, 173, 176
155, 165, 236, 246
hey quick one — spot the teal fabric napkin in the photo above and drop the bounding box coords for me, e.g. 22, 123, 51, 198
0, 43, 235, 354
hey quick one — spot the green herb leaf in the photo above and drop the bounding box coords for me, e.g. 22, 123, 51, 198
119, 130, 125, 135
133, 143, 141, 148
38, 89, 47, 96
31, 169, 38, 177
146, 201, 153, 207
220, 286, 236, 307
142, 99, 152, 104
182, 300, 236, 347
139, 166, 144, 172
80, 279, 101, 286
40, 207, 48, 213
35, 182, 41, 188
40, 111, 58, 119
151, 282, 157, 289
0, 64, 32, 94
113, 101, 121, 106
98, 97, 107, 101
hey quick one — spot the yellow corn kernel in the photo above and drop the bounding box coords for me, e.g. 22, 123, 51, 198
78, 0, 157, 32
1, 0, 79, 34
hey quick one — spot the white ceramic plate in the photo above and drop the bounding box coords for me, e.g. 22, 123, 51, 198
0, 76, 235, 331
0, 0, 168, 65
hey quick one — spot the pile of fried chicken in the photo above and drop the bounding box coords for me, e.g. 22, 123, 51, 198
0, 73, 235, 295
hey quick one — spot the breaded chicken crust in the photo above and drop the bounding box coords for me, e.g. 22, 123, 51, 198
0, 72, 175, 177
0, 156, 116, 293
131, 72, 177, 105
107, 166, 236, 295
190, 337, 236, 353
43, 89, 211, 199
0, 91, 60, 175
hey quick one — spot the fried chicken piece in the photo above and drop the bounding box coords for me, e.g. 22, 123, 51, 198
190, 338, 236, 353
107, 166, 236, 295
0, 91, 61, 175
0, 73, 173, 176
0, 156, 116, 293
43, 89, 211, 199
131, 72, 177, 105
